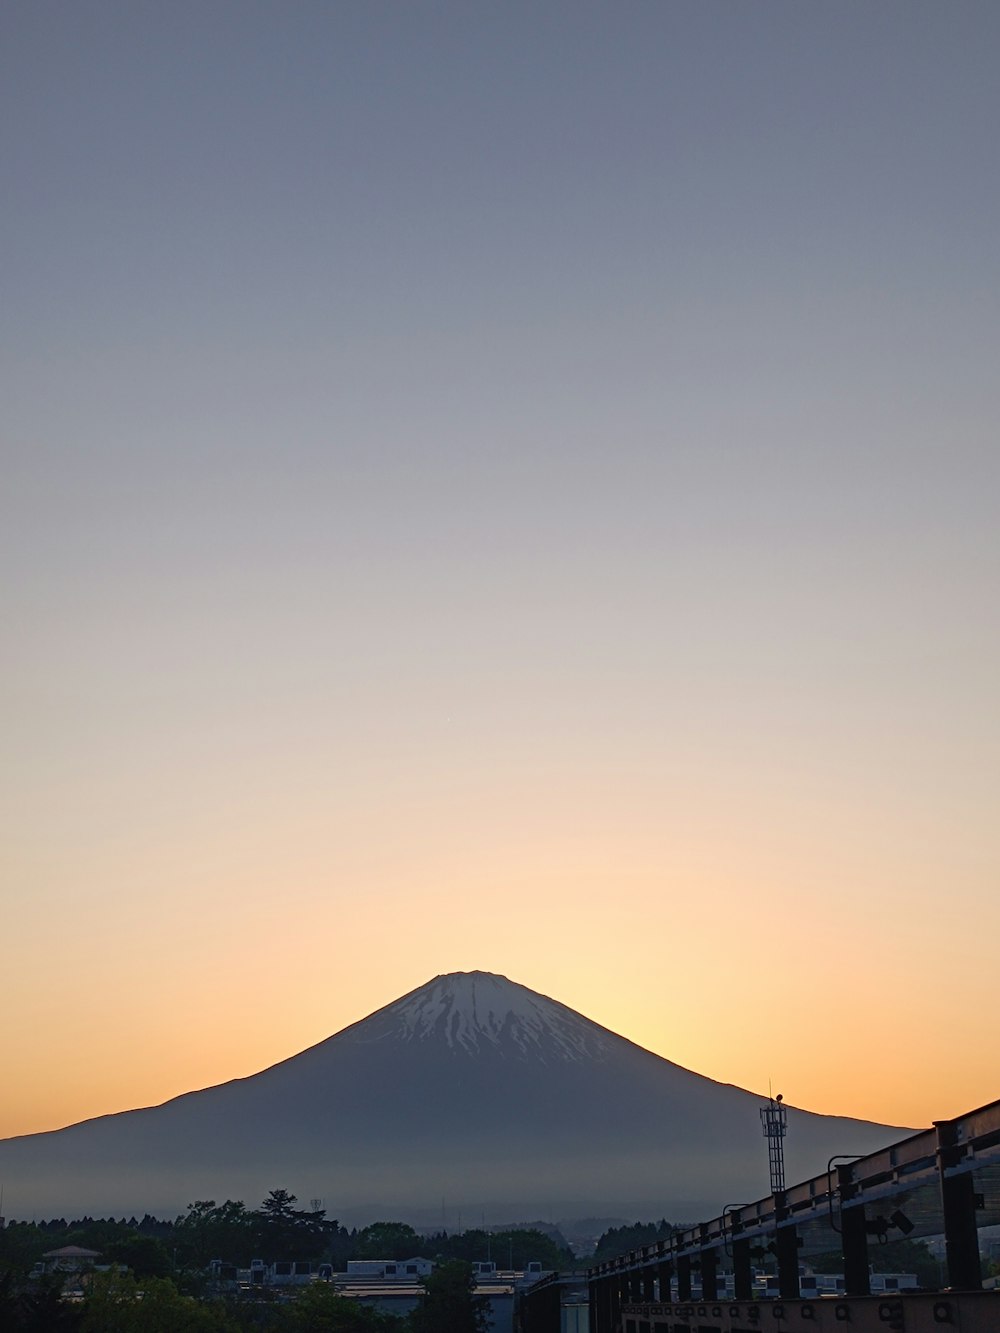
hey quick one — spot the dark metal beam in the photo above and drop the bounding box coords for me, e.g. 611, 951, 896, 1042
838, 1161, 871, 1297
657, 1258, 672, 1302
775, 1224, 799, 1299
676, 1253, 691, 1301
700, 1244, 718, 1300
732, 1236, 752, 1300
937, 1118, 983, 1290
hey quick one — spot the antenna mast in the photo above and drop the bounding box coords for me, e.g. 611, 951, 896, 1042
760, 1093, 788, 1194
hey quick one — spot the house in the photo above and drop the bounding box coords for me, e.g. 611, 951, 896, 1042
37, 1246, 103, 1273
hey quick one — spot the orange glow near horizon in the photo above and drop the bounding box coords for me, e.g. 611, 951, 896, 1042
4, 665, 999, 1143
3, 0, 999, 1182
4, 766, 997, 1141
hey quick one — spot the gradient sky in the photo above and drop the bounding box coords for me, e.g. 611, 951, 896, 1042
2, 1, 998, 1146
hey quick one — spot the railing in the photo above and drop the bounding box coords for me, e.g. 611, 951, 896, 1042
587, 1096, 1000, 1330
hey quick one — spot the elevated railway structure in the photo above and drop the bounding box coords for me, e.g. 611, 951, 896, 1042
586, 1097, 1000, 1333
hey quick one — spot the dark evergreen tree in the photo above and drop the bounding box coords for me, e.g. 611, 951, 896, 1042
252, 1190, 333, 1263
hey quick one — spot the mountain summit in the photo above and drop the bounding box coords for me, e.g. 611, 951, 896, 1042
350, 970, 617, 1062
0, 971, 911, 1221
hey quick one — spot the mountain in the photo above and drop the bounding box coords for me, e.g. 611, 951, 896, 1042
0, 971, 913, 1222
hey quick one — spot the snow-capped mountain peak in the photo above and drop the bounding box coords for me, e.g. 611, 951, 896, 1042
374, 970, 613, 1063
0, 968, 911, 1220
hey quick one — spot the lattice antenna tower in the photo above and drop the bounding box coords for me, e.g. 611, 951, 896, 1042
760, 1093, 788, 1194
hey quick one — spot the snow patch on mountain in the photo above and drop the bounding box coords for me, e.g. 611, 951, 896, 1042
385, 971, 613, 1063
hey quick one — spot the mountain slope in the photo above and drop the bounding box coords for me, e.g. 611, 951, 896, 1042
0, 971, 914, 1221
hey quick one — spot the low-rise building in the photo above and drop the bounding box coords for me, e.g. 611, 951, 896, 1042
346, 1256, 434, 1280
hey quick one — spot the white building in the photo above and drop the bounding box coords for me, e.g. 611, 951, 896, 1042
345, 1256, 434, 1280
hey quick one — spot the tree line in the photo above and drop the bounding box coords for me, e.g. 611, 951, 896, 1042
0, 1190, 574, 1276
0, 1188, 575, 1332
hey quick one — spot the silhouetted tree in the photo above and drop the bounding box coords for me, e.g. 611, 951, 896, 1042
174, 1200, 254, 1268
429, 1226, 572, 1270
19, 1272, 85, 1332
0, 1220, 48, 1275
408, 1260, 489, 1333
106, 1234, 173, 1278
352, 1222, 422, 1260
80, 1269, 237, 1332
253, 1190, 333, 1263
593, 1219, 675, 1263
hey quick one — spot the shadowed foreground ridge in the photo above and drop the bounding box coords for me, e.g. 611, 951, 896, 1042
0, 971, 912, 1218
